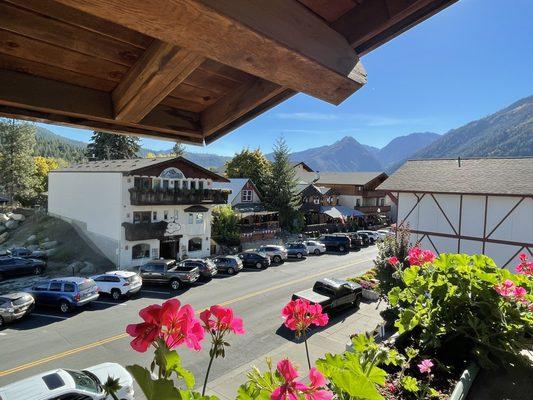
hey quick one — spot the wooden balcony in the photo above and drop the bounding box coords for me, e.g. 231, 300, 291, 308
129, 187, 228, 206
355, 205, 391, 214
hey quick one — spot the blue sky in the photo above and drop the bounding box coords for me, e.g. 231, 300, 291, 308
38, 0, 533, 156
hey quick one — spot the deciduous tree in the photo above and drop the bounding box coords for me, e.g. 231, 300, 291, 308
211, 205, 241, 247
172, 142, 185, 157
225, 148, 271, 196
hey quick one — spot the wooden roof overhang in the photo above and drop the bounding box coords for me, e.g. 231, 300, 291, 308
0, 0, 457, 145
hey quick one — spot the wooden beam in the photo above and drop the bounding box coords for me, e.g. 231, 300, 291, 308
332, 0, 457, 55
53, 0, 367, 105
0, 69, 203, 141
112, 40, 204, 122
201, 78, 286, 136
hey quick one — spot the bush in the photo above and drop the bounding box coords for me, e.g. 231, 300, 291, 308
388, 253, 533, 369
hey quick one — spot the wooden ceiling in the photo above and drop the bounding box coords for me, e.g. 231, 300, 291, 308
0, 0, 457, 145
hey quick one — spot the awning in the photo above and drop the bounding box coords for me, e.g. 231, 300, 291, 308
184, 205, 209, 212
320, 206, 365, 219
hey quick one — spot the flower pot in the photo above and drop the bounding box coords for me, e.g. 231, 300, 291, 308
449, 363, 479, 400
362, 288, 380, 301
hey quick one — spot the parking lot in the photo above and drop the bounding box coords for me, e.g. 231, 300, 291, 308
0, 246, 378, 397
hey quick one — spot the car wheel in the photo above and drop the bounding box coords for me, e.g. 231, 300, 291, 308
170, 279, 181, 290
314, 249, 320, 255
353, 297, 361, 309
339, 245, 345, 252
59, 301, 70, 314
0, 316, 4, 328
34, 266, 42, 275
227, 267, 235, 275
256, 262, 263, 269
273, 255, 282, 263
296, 252, 302, 259
111, 289, 121, 300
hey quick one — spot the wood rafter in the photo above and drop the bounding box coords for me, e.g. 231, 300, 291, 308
113, 40, 204, 122
54, 0, 367, 105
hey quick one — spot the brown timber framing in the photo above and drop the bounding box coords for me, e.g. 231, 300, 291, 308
0, 69, 204, 143
53, 0, 367, 105
112, 40, 204, 122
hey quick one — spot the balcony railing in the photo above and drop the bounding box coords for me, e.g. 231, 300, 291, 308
355, 205, 391, 214
239, 221, 280, 233
129, 187, 229, 206
361, 190, 387, 197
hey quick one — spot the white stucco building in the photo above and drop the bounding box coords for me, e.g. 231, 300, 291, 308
378, 158, 533, 270
48, 157, 229, 268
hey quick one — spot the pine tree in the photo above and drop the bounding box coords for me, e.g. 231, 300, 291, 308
172, 142, 185, 157
86, 131, 140, 160
0, 120, 37, 203
264, 138, 302, 231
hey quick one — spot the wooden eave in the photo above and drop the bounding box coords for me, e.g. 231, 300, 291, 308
0, 0, 457, 145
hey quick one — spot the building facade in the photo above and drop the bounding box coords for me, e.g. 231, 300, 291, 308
48, 157, 228, 268
378, 158, 533, 270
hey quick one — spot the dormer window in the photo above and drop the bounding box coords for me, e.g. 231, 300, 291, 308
242, 189, 253, 202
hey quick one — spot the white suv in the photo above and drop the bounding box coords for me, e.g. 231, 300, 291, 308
303, 240, 326, 255
91, 270, 142, 300
0, 362, 134, 400
256, 245, 288, 263
357, 230, 381, 243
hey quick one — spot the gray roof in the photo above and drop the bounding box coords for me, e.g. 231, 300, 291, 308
54, 157, 176, 173
377, 157, 533, 196
296, 170, 385, 186
212, 178, 252, 204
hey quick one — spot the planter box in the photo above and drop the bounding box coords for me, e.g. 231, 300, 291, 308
362, 289, 380, 301
449, 363, 479, 400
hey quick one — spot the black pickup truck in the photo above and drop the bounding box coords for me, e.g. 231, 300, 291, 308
139, 259, 199, 290
292, 278, 362, 312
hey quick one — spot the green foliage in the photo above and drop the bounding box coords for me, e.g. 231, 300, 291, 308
263, 138, 302, 232
212, 205, 241, 247
400, 376, 419, 393
0, 120, 37, 204
34, 126, 86, 162
237, 359, 281, 400
390, 253, 533, 368
173, 142, 186, 157
225, 148, 271, 196
102, 376, 121, 400
86, 131, 140, 160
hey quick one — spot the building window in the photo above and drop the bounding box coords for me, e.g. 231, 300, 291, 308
188, 237, 202, 252
188, 213, 193, 224
313, 198, 320, 205
196, 213, 204, 224
241, 189, 253, 202
153, 179, 161, 189
380, 198, 385, 206
133, 211, 151, 224
191, 180, 196, 190
132, 243, 150, 259
199, 180, 204, 190
151, 248, 159, 259
164, 210, 169, 220
162, 179, 169, 190
356, 199, 361, 207
152, 211, 157, 221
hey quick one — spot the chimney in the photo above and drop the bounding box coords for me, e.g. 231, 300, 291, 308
457, 156, 461, 167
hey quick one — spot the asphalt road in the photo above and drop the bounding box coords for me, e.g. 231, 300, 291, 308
0, 246, 378, 397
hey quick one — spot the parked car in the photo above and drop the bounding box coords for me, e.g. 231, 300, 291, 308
344, 232, 364, 250
0, 291, 35, 327
0, 256, 46, 281
376, 229, 392, 239
91, 271, 142, 300
292, 278, 362, 312
9, 247, 48, 260
139, 259, 199, 290
318, 235, 351, 252
303, 240, 326, 255
181, 258, 217, 279
238, 251, 271, 269
286, 243, 309, 259
357, 230, 380, 243
0, 362, 135, 400
357, 232, 372, 246
26, 277, 99, 313
212, 256, 243, 275
256, 245, 288, 263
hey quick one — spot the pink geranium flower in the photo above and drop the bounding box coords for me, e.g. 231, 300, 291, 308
282, 299, 328, 336
418, 359, 433, 374
494, 279, 516, 297
407, 247, 436, 266
386, 381, 397, 393
162, 299, 205, 351
514, 286, 527, 300
305, 368, 333, 400
388, 256, 399, 266
126, 304, 163, 352
271, 359, 309, 400
200, 305, 245, 335
516, 253, 533, 275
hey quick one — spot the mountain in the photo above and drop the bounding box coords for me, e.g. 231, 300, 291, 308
286, 136, 383, 172
34, 126, 230, 169
379, 132, 440, 169
411, 96, 533, 160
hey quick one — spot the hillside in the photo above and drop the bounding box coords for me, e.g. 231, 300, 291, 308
412, 96, 533, 159
379, 132, 440, 168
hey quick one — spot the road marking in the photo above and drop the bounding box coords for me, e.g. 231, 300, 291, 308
93, 301, 127, 306
141, 289, 171, 294
31, 313, 68, 320
0, 256, 373, 377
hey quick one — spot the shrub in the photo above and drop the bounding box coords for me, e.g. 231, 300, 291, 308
388, 253, 533, 369
374, 226, 411, 296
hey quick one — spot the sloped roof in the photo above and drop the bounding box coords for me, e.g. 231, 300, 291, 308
296, 171, 386, 186
377, 158, 533, 196
212, 178, 261, 204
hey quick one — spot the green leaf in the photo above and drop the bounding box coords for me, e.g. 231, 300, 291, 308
401, 376, 419, 393
403, 266, 420, 285
387, 286, 401, 306
154, 346, 195, 389
126, 365, 182, 400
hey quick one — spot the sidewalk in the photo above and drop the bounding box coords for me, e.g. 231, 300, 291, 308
206, 300, 387, 399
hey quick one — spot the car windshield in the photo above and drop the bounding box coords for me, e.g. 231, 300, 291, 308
66, 370, 101, 394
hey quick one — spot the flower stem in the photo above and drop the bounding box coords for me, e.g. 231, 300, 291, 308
303, 329, 312, 370
202, 345, 216, 396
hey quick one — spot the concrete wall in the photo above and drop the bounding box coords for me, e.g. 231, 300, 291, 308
397, 192, 533, 270
48, 172, 123, 264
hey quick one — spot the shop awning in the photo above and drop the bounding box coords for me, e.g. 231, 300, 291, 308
320, 206, 365, 219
